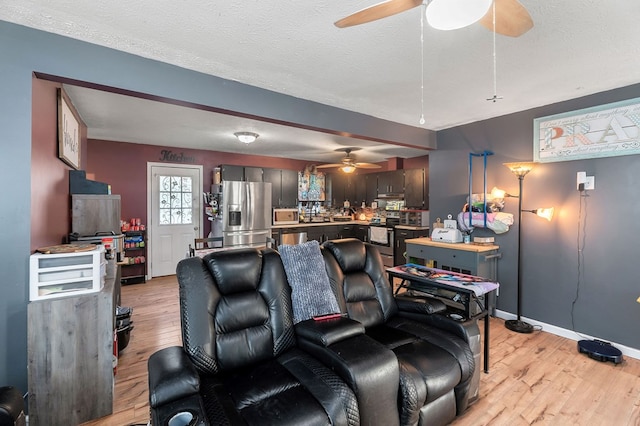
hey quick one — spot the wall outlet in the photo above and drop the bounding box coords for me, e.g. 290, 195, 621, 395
584, 175, 595, 190
577, 171, 587, 190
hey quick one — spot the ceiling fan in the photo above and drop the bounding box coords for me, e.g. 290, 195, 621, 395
316, 148, 382, 173
334, 0, 533, 37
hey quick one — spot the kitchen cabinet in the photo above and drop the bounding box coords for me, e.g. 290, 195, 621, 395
323, 225, 340, 242
337, 224, 355, 239
263, 168, 298, 208
405, 239, 500, 281
377, 170, 404, 195
404, 168, 426, 209
328, 173, 357, 207
328, 173, 345, 207
365, 174, 378, 204
306, 226, 325, 242
28, 260, 119, 425
354, 224, 369, 242
219, 165, 263, 182
394, 228, 429, 266
353, 175, 368, 206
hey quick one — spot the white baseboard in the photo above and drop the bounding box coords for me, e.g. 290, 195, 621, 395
494, 310, 640, 361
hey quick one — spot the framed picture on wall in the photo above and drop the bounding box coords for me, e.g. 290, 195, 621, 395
57, 88, 83, 169
534, 96, 640, 163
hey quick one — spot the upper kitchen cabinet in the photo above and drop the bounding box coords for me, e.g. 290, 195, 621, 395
263, 168, 298, 208
219, 165, 263, 182
404, 168, 427, 209
377, 170, 404, 195
328, 172, 356, 207
365, 174, 378, 205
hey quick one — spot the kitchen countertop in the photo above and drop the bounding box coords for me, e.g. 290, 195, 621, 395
273, 221, 429, 231
405, 237, 499, 252
273, 220, 369, 229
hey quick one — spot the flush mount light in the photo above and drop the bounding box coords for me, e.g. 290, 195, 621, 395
426, 0, 493, 31
234, 132, 259, 144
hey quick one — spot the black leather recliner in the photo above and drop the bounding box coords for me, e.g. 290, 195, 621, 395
321, 238, 479, 426
148, 247, 399, 425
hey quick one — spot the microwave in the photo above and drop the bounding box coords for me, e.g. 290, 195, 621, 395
273, 208, 300, 225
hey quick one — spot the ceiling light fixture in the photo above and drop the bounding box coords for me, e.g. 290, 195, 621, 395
426, 0, 493, 31
234, 132, 259, 144
340, 165, 356, 174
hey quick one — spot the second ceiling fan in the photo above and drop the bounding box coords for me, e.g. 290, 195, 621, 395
316, 148, 382, 173
335, 0, 533, 37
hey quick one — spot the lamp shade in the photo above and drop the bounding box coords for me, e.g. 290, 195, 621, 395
504, 162, 535, 178
535, 207, 554, 221
234, 132, 259, 144
426, 0, 493, 30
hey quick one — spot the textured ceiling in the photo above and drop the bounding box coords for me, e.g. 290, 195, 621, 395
3, 1, 640, 163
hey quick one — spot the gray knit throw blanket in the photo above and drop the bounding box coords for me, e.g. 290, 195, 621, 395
279, 240, 340, 323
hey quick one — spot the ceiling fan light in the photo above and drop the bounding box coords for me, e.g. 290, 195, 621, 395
341, 165, 356, 174
426, 0, 492, 31
234, 131, 259, 144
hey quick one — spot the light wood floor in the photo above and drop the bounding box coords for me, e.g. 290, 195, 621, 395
83, 275, 640, 426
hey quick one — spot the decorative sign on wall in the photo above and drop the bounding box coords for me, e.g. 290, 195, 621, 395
57, 88, 82, 169
298, 166, 325, 201
159, 150, 196, 163
534, 97, 640, 163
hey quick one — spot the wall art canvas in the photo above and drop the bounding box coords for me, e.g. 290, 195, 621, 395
58, 88, 82, 169
534, 97, 640, 163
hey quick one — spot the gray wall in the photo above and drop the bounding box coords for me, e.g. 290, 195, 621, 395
0, 20, 432, 391
431, 87, 640, 348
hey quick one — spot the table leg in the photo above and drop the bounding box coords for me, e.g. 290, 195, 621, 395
484, 310, 489, 373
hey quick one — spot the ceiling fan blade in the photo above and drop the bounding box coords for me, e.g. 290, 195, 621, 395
479, 0, 533, 37
335, 0, 423, 28
316, 163, 345, 168
354, 162, 382, 169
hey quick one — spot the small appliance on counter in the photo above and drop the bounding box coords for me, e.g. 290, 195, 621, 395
273, 208, 300, 225
431, 228, 463, 243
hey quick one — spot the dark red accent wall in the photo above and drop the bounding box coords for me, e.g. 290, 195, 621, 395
31, 78, 88, 251
86, 140, 312, 234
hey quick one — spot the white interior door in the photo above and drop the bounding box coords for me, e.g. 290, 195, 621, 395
148, 163, 202, 277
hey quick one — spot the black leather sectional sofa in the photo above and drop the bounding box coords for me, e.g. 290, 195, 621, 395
148, 238, 481, 426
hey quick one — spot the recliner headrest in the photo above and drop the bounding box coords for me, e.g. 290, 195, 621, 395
204, 248, 263, 294
322, 239, 367, 273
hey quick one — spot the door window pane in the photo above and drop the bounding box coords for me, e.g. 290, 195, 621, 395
159, 175, 193, 225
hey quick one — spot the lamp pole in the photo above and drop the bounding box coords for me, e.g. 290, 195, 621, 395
505, 173, 534, 333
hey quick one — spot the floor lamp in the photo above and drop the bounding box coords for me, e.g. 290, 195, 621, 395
502, 162, 554, 334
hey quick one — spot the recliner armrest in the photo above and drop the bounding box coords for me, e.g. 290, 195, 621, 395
295, 316, 364, 347
395, 294, 447, 315
148, 346, 201, 408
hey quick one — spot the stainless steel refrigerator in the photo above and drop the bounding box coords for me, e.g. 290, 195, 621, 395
222, 181, 272, 248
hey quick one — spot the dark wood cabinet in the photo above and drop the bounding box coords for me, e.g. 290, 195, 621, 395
353, 175, 368, 207
377, 170, 404, 195
365, 174, 378, 204
280, 169, 298, 207
259, 168, 299, 208
354, 225, 368, 242
337, 224, 355, 239
404, 168, 425, 209
394, 228, 429, 266
328, 173, 347, 207
244, 166, 263, 182
220, 165, 263, 182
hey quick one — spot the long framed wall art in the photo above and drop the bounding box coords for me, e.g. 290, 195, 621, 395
534, 96, 640, 163
58, 88, 83, 169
